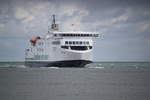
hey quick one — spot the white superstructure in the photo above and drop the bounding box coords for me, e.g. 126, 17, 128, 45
25, 15, 99, 67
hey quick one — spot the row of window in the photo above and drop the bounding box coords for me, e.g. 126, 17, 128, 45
38, 42, 44, 46
26, 48, 44, 52
61, 46, 92, 50
38, 41, 60, 46
54, 34, 98, 37
37, 48, 44, 52
34, 41, 90, 46
65, 41, 90, 45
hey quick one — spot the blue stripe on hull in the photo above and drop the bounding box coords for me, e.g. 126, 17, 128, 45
25, 60, 92, 67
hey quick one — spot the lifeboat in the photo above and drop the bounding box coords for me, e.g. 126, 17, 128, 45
30, 36, 41, 46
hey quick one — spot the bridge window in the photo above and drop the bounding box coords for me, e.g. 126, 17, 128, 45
73, 41, 75, 44
65, 41, 68, 44
69, 41, 72, 44
61, 33, 95, 37
79, 41, 82, 44
64, 41, 90, 45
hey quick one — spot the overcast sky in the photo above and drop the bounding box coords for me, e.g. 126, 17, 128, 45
0, 0, 150, 61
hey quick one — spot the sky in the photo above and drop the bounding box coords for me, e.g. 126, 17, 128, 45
0, 0, 150, 61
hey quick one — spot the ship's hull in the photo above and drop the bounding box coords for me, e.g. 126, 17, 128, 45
25, 60, 92, 67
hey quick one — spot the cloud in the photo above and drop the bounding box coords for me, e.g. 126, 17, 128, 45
0, 24, 4, 28
61, 7, 89, 31
1, 1, 149, 37
7, 1, 55, 36
14, 7, 30, 20
62, 16, 84, 31
140, 22, 150, 32
0, 24, 5, 33
146, 39, 150, 44
22, 15, 35, 24
96, 8, 129, 26
11, 1, 90, 33
58, 5, 79, 16
112, 15, 128, 23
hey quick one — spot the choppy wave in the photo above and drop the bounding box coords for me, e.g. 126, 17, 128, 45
0, 62, 26, 68
85, 62, 150, 70
0, 62, 150, 69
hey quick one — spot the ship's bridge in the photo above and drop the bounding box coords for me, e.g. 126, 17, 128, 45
51, 31, 99, 37
46, 31, 99, 51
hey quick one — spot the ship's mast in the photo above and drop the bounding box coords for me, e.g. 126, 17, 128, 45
51, 14, 59, 31
53, 15, 55, 24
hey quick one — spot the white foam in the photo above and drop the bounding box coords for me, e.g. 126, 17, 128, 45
88, 66, 104, 69
40, 67, 60, 69
49, 67, 59, 69
98, 64, 102, 66
18, 65, 27, 68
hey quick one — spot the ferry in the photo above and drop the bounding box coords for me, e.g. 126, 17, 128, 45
25, 15, 99, 67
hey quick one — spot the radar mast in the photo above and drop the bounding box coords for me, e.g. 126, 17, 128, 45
51, 15, 59, 31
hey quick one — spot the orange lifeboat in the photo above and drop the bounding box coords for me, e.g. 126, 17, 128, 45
30, 36, 41, 46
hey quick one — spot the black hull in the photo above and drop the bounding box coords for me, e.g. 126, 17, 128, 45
25, 60, 92, 67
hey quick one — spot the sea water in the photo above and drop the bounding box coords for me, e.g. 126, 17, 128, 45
0, 62, 150, 100
0, 62, 150, 69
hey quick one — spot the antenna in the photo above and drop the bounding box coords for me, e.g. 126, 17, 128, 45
53, 14, 55, 24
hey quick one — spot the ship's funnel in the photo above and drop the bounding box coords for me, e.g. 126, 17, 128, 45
51, 15, 59, 31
